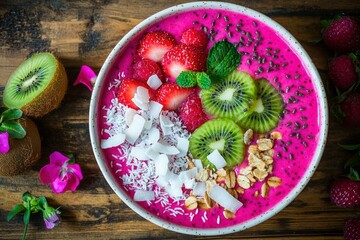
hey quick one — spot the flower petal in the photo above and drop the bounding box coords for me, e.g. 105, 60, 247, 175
68, 164, 83, 180
73, 65, 97, 91
39, 164, 61, 184
50, 176, 68, 194
0, 132, 10, 154
63, 173, 80, 192
49, 151, 70, 166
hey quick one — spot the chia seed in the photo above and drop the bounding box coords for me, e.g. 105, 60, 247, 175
295, 74, 300, 79
217, 13, 221, 19
301, 116, 308, 121
286, 141, 292, 146
302, 141, 308, 147
202, 13, 208, 19
247, 59, 252, 65
283, 146, 288, 152
292, 108, 297, 114
302, 124, 308, 129
296, 133, 301, 139
289, 154, 294, 160
286, 86, 290, 93
224, 16, 229, 22
300, 107, 306, 111
286, 122, 292, 127
193, 21, 199, 25
273, 77, 278, 82
253, 21, 258, 27
286, 74, 291, 79
307, 135, 314, 139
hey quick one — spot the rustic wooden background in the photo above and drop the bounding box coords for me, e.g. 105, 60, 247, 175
1, 0, 360, 239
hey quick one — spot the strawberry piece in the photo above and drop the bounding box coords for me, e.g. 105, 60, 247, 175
133, 59, 165, 82
323, 16, 360, 53
340, 92, 360, 126
179, 94, 208, 132
180, 28, 209, 48
137, 30, 176, 62
116, 79, 155, 110
328, 55, 357, 91
344, 217, 360, 240
162, 44, 207, 80
156, 83, 195, 111
330, 178, 360, 207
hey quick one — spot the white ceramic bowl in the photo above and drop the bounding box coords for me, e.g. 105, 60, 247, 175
89, 1, 328, 236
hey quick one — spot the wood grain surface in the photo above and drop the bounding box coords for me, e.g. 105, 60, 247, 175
0, 0, 360, 239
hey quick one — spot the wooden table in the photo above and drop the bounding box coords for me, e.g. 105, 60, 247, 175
1, 0, 360, 239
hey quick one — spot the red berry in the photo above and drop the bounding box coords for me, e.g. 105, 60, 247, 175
330, 178, 360, 207
328, 55, 357, 91
323, 16, 360, 53
340, 92, 360, 126
137, 30, 176, 62
179, 94, 208, 132
133, 59, 165, 82
156, 83, 195, 111
180, 28, 209, 48
344, 217, 360, 240
162, 44, 207, 80
116, 79, 155, 110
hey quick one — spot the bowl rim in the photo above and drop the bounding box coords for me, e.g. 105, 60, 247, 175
89, 1, 328, 236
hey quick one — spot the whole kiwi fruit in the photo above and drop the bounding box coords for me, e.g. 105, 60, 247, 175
0, 117, 41, 176
3, 52, 68, 117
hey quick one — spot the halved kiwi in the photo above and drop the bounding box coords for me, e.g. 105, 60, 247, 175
3, 52, 68, 117
200, 70, 257, 121
0, 117, 41, 176
189, 118, 245, 170
237, 78, 284, 133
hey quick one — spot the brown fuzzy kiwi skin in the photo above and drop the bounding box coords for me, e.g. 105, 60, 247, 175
0, 117, 41, 176
14, 54, 68, 118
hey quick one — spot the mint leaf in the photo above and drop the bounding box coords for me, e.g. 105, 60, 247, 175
1, 109, 23, 122
176, 71, 197, 88
207, 40, 241, 82
0, 120, 26, 139
196, 72, 211, 89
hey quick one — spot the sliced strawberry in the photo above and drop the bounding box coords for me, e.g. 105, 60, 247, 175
137, 30, 176, 62
162, 44, 207, 81
180, 28, 209, 48
133, 59, 165, 82
156, 83, 195, 111
116, 79, 155, 110
179, 94, 208, 132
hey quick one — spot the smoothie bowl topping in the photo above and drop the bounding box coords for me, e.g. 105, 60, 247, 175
90, 2, 327, 235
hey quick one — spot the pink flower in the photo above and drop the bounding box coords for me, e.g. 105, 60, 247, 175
39, 151, 83, 194
0, 132, 10, 154
73, 65, 97, 91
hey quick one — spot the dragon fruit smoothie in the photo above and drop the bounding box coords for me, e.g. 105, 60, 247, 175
97, 8, 320, 229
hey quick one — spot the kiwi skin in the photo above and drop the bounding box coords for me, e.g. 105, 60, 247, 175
4, 53, 68, 118
0, 117, 41, 176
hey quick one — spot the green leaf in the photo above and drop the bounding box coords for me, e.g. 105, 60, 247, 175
0, 120, 26, 139
66, 153, 76, 164
344, 151, 360, 169
7, 204, 26, 222
339, 143, 360, 151
196, 72, 211, 89
22, 202, 31, 240
1, 109, 23, 122
176, 71, 197, 88
206, 40, 241, 83
348, 167, 360, 181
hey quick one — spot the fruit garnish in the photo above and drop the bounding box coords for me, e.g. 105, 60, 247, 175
162, 43, 207, 80
237, 78, 284, 133
73, 65, 97, 91
116, 79, 155, 110
180, 28, 209, 48
200, 69, 257, 121
133, 58, 165, 82
3, 52, 68, 118
328, 54, 358, 91
336, 92, 360, 126
176, 71, 211, 89
137, 30, 176, 62
322, 15, 360, 53
0, 108, 25, 139
189, 118, 245, 170
206, 40, 241, 83
179, 94, 208, 132
344, 217, 360, 240
0, 117, 41, 176
156, 82, 195, 110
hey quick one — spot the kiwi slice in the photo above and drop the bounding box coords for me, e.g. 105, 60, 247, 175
0, 117, 41, 176
3, 52, 68, 117
200, 70, 257, 121
237, 78, 284, 133
189, 118, 245, 170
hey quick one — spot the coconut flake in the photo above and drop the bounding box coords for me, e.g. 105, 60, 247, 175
207, 149, 227, 169
134, 190, 155, 201
149, 101, 163, 119
147, 74, 163, 90
124, 114, 146, 144
147, 127, 160, 145
151, 142, 180, 155
101, 133, 126, 149
184, 178, 195, 189
179, 167, 197, 183
155, 154, 169, 176
130, 146, 148, 160
132, 86, 150, 110
193, 159, 203, 169
125, 108, 137, 126
160, 114, 174, 136
176, 137, 189, 157
192, 182, 206, 196
208, 184, 243, 213
145, 148, 160, 160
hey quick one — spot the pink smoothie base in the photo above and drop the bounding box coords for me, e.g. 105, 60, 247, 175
89, 2, 328, 236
